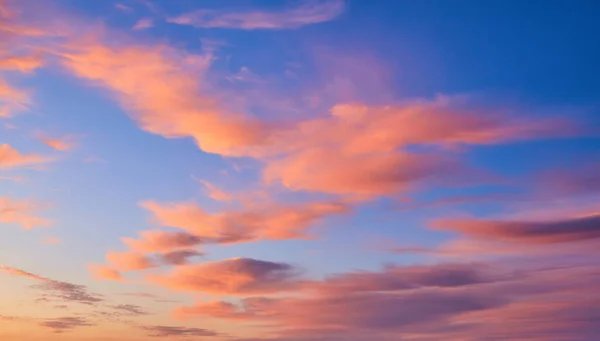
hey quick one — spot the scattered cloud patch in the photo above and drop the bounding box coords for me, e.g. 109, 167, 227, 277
133, 18, 153, 30
167, 0, 345, 30
141, 325, 219, 337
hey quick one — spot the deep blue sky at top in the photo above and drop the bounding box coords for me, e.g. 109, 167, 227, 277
3, 0, 599, 279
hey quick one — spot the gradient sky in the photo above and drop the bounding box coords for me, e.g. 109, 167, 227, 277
1, 0, 600, 340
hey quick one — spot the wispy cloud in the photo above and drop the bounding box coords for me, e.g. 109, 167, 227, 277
139, 199, 348, 243
39, 316, 93, 333
150, 257, 301, 296
0, 144, 53, 169
168, 0, 345, 30
141, 325, 219, 337
0, 52, 44, 73
110, 304, 149, 316
1, 265, 104, 305
106, 251, 156, 271
175, 261, 600, 341
432, 214, 600, 244
0, 196, 50, 229
132, 18, 153, 30
114, 3, 133, 13
159, 250, 203, 265
88, 264, 122, 281
0, 81, 30, 117
43, 236, 61, 244
37, 134, 78, 151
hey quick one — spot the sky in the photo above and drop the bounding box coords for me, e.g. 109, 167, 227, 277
1, 0, 600, 340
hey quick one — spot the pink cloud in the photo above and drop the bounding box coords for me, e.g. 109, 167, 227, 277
150, 257, 300, 295
175, 261, 600, 341
0, 52, 44, 73
140, 199, 348, 242
55, 34, 582, 201
262, 100, 578, 195
123, 230, 205, 253
0, 144, 52, 169
432, 213, 600, 244
59, 41, 270, 156
106, 251, 156, 271
264, 147, 455, 196
0, 81, 30, 117
38, 134, 78, 151
0, 265, 47, 281
0, 196, 50, 229
304, 263, 495, 295
88, 265, 122, 282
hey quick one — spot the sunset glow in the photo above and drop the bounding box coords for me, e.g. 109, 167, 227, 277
1, 0, 600, 340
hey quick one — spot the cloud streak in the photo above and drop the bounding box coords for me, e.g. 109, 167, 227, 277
433, 214, 600, 244
39, 316, 93, 333
151, 257, 301, 295
0, 144, 52, 169
1, 265, 104, 305
141, 325, 218, 337
168, 0, 345, 30
0, 196, 50, 229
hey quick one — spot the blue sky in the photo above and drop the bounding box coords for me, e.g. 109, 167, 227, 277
1, 0, 600, 340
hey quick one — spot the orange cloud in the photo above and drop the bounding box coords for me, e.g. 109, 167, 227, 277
0, 196, 50, 229
56, 35, 580, 201
0, 81, 30, 117
106, 251, 156, 271
150, 257, 300, 295
262, 100, 577, 195
265, 147, 455, 196
59, 42, 270, 156
88, 265, 122, 282
174, 300, 253, 320
0, 53, 44, 73
140, 199, 348, 242
0, 144, 52, 169
38, 135, 78, 151
123, 230, 205, 253
0, 265, 47, 281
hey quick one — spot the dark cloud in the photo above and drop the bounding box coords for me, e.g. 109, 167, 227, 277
39, 317, 93, 333
433, 214, 600, 244
120, 292, 158, 299
160, 249, 204, 265
152, 257, 301, 295
1, 264, 104, 305
141, 325, 219, 337
32, 279, 104, 304
176, 261, 600, 341
307, 263, 498, 295
110, 304, 149, 316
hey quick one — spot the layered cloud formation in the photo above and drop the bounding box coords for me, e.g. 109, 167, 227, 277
1, 0, 599, 340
